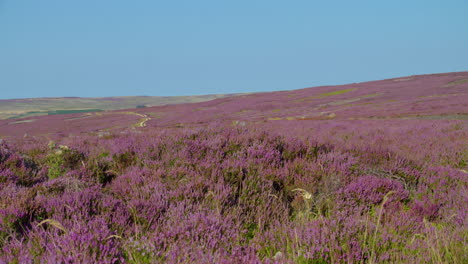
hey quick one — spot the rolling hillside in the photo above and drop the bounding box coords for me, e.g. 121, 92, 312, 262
0, 94, 241, 120
0, 71, 466, 139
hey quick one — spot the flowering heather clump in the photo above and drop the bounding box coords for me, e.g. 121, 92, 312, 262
0, 124, 466, 263
338, 175, 409, 210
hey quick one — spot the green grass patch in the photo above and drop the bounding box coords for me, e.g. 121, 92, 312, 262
317, 88, 357, 97
7, 111, 46, 119
47, 109, 103, 115
445, 79, 468, 87
295, 88, 357, 102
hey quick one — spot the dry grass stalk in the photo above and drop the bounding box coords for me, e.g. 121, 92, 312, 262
37, 219, 67, 233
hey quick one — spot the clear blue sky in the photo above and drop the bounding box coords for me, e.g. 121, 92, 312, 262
1, 0, 467, 99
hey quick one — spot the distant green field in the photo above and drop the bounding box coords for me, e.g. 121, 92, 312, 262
47, 109, 103, 115
7, 111, 45, 119
0, 94, 244, 120
7, 109, 102, 119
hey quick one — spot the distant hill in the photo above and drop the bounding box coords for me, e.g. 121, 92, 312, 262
0, 94, 242, 120
0, 71, 467, 139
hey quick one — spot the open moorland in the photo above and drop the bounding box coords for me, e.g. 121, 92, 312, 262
0, 72, 467, 263
0, 94, 240, 120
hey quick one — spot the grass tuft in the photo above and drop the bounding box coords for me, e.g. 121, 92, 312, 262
37, 219, 67, 233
